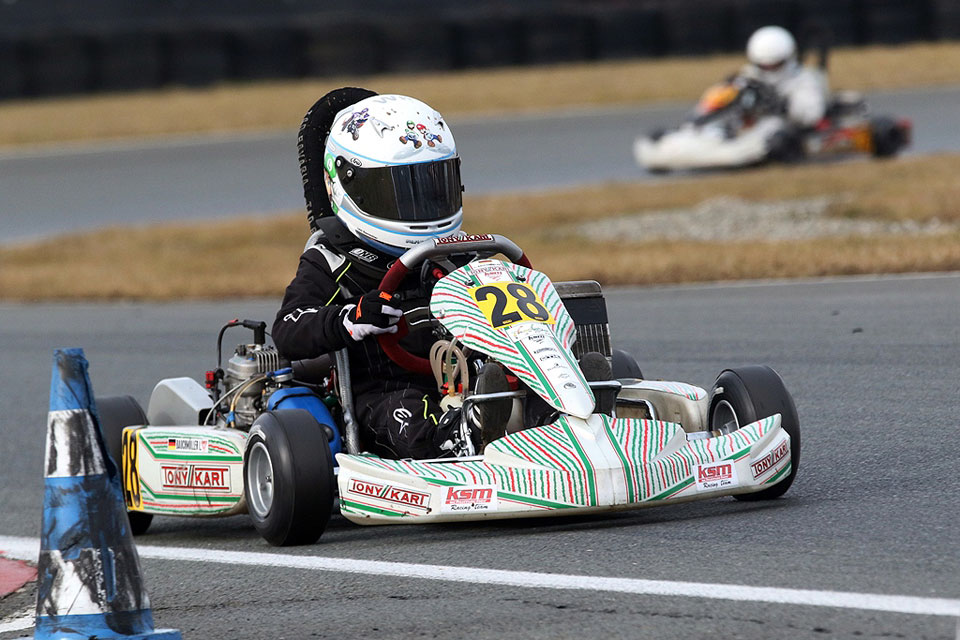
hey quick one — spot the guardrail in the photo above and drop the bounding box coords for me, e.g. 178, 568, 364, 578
0, 0, 953, 100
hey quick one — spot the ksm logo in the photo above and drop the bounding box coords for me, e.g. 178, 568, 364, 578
441, 485, 498, 513
695, 461, 739, 492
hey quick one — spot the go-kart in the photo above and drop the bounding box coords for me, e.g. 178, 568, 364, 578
99, 234, 800, 546
633, 76, 911, 172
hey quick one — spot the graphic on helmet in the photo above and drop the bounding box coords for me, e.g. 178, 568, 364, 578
341, 108, 370, 140
324, 95, 463, 256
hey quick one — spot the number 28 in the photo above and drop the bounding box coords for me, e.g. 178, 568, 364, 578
472, 282, 552, 328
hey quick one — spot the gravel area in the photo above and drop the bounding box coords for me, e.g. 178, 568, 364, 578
572, 196, 955, 242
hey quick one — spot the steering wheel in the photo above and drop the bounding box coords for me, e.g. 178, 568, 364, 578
377, 234, 532, 376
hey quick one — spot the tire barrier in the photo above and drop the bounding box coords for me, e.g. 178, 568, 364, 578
162, 29, 230, 87
36, 348, 181, 640
862, 0, 934, 44
0, 1, 953, 100
660, 3, 737, 55
521, 13, 595, 64
794, 0, 865, 46
451, 17, 525, 68
21, 34, 94, 97
93, 32, 163, 92
0, 39, 23, 99
229, 28, 305, 81
377, 18, 457, 73
590, 8, 665, 58
300, 22, 383, 77
730, 0, 801, 48
931, 0, 960, 39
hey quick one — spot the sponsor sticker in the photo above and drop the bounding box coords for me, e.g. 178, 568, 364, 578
751, 441, 789, 479
436, 233, 494, 245
473, 264, 511, 283
161, 465, 230, 492
347, 478, 431, 511
441, 484, 498, 513
167, 437, 209, 453
509, 324, 549, 343
349, 247, 379, 263
695, 460, 739, 492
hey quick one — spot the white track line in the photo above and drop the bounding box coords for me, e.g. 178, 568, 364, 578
0, 609, 33, 634
2, 535, 959, 620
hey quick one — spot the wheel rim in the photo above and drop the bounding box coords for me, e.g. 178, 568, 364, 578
247, 441, 274, 519
712, 399, 740, 434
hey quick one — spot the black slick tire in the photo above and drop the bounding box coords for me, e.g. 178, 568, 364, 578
580, 351, 616, 416
869, 116, 906, 157
766, 128, 805, 163
708, 366, 800, 500
611, 349, 643, 380
95, 395, 154, 535
244, 409, 334, 546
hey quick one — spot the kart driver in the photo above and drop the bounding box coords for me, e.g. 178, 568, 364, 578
738, 25, 829, 128
272, 88, 508, 460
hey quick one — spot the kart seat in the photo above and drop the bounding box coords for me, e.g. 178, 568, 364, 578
554, 280, 611, 360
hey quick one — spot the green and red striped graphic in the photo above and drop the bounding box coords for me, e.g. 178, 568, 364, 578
340, 413, 782, 517
431, 259, 583, 413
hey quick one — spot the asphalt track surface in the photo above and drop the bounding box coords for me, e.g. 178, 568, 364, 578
1, 274, 959, 639
2, 86, 960, 245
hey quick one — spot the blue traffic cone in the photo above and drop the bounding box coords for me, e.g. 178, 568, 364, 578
35, 348, 181, 640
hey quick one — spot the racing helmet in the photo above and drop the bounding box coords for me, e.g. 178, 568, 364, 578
746, 26, 798, 81
323, 94, 463, 256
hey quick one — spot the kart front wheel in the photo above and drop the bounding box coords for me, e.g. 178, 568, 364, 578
708, 366, 800, 500
766, 129, 805, 163
245, 409, 334, 546
96, 395, 154, 535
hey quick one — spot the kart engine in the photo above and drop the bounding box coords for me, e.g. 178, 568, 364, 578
221, 342, 288, 429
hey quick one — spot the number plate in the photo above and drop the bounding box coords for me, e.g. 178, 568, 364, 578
469, 282, 554, 329
121, 427, 144, 510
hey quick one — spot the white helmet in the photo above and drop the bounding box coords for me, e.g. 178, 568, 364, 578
323, 94, 463, 256
746, 26, 797, 79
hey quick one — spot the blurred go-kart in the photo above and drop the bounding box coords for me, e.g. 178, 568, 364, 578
634, 77, 911, 172
97, 234, 800, 546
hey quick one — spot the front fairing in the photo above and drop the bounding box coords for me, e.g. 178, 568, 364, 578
430, 258, 595, 418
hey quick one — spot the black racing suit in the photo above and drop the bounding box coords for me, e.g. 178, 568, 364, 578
272, 220, 452, 459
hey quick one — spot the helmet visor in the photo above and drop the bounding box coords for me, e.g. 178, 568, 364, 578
757, 60, 786, 72
339, 157, 463, 222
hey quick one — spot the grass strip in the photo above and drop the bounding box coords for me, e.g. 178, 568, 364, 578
3, 154, 959, 301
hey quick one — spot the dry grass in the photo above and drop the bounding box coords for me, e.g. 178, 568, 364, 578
525, 235, 960, 286
3, 154, 959, 301
2, 42, 960, 147
465, 154, 960, 228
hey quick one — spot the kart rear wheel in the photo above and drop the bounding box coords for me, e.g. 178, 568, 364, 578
870, 116, 906, 157
708, 366, 800, 500
245, 409, 334, 546
611, 349, 644, 380
96, 395, 154, 535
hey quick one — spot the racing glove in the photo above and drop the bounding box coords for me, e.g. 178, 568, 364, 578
341, 290, 402, 341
